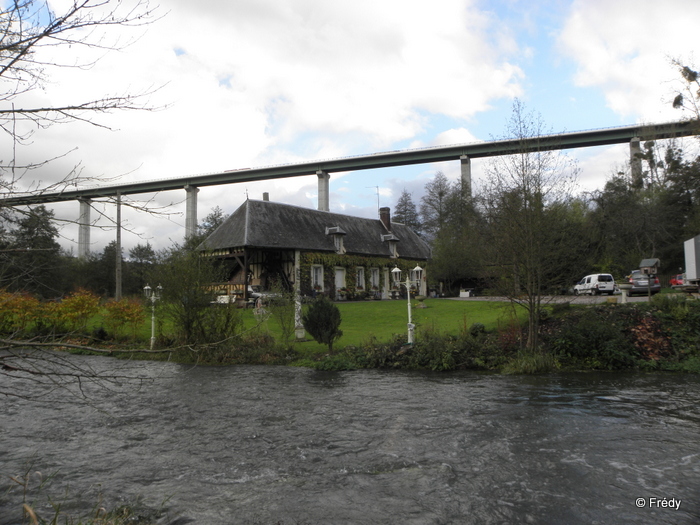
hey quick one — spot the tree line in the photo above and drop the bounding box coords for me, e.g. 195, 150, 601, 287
395, 123, 700, 297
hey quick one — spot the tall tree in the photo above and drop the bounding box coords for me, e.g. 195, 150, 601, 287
483, 100, 578, 352
420, 171, 451, 241
198, 206, 229, 238
1, 205, 62, 295
393, 189, 421, 234
128, 242, 156, 294
671, 60, 700, 124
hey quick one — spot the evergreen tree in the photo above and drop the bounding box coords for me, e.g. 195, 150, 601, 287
393, 189, 421, 234
128, 243, 156, 294
2, 206, 62, 296
198, 206, 229, 238
302, 295, 343, 351
420, 171, 452, 241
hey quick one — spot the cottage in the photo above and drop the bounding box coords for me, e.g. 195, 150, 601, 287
198, 199, 430, 303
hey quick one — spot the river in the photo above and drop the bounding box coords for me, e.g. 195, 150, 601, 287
1, 355, 699, 524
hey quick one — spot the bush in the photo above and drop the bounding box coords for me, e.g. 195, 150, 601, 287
0, 290, 41, 334
104, 298, 146, 337
56, 288, 101, 332
542, 305, 639, 369
302, 296, 343, 351
503, 351, 557, 374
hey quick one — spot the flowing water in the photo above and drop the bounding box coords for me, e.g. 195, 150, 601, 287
1, 355, 699, 524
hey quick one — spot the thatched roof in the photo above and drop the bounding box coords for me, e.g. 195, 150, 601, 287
198, 199, 430, 260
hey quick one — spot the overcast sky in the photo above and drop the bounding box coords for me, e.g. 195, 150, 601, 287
11, 0, 700, 255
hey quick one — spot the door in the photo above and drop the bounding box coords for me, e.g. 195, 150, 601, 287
335, 267, 345, 292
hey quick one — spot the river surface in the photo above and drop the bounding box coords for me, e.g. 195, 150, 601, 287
1, 355, 699, 524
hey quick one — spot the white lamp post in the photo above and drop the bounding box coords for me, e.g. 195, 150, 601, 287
144, 283, 163, 350
391, 265, 423, 344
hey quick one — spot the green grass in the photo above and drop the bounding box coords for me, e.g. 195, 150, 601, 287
245, 298, 524, 354
77, 298, 524, 359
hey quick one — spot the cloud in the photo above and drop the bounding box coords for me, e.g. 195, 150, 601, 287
13, 0, 699, 256
558, 0, 700, 121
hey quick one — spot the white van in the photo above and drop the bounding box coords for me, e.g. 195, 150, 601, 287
573, 274, 616, 296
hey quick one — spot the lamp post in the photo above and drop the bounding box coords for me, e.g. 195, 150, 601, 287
391, 265, 423, 344
144, 283, 162, 350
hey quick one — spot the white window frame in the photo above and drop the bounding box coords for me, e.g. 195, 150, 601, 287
356, 267, 365, 289
311, 265, 324, 290
370, 268, 380, 290
333, 235, 345, 254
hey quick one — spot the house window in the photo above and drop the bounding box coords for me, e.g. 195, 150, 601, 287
311, 265, 323, 290
356, 267, 365, 289
389, 241, 398, 258
333, 235, 345, 254
370, 268, 380, 290
326, 226, 347, 254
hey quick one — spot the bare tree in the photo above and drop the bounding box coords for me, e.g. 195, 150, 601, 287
0, 0, 163, 260
482, 100, 578, 353
671, 60, 700, 123
0, 0, 159, 152
0, 0, 162, 392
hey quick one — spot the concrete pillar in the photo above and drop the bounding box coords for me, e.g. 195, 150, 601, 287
630, 138, 643, 188
460, 155, 472, 198
316, 170, 330, 212
185, 185, 199, 239
78, 198, 91, 259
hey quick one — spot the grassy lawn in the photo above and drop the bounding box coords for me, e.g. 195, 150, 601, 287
83, 298, 524, 357
245, 298, 525, 354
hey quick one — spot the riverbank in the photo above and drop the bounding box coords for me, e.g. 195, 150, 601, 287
4, 292, 699, 374
127, 293, 700, 374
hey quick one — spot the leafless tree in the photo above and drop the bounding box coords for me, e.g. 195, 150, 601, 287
671, 59, 700, 123
482, 100, 579, 353
0, 0, 164, 394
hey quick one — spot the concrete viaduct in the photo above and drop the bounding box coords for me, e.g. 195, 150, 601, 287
2, 119, 699, 260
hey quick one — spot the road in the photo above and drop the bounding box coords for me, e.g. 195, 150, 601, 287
448, 294, 658, 304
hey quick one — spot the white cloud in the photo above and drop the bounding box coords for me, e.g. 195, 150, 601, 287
558, 0, 700, 122
11, 0, 700, 255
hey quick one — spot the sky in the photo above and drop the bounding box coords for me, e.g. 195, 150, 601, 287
8, 0, 700, 256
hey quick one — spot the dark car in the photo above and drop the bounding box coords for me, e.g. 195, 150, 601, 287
627, 270, 661, 295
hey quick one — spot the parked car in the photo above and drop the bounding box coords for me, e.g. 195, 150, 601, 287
627, 270, 661, 295
669, 274, 684, 286
573, 273, 616, 295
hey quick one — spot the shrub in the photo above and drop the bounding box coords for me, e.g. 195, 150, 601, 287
469, 322, 486, 338
503, 351, 557, 374
543, 306, 638, 369
0, 290, 41, 334
56, 288, 100, 332
302, 296, 343, 351
103, 298, 146, 337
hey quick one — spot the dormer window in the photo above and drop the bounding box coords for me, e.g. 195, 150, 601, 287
326, 226, 347, 254
381, 233, 399, 258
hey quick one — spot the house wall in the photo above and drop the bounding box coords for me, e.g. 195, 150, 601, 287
299, 251, 427, 299
208, 249, 427, 301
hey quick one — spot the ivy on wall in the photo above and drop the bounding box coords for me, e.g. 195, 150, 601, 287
299, 251, 425, 297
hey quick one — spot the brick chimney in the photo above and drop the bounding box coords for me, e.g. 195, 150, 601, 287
379, 207, 391, 231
